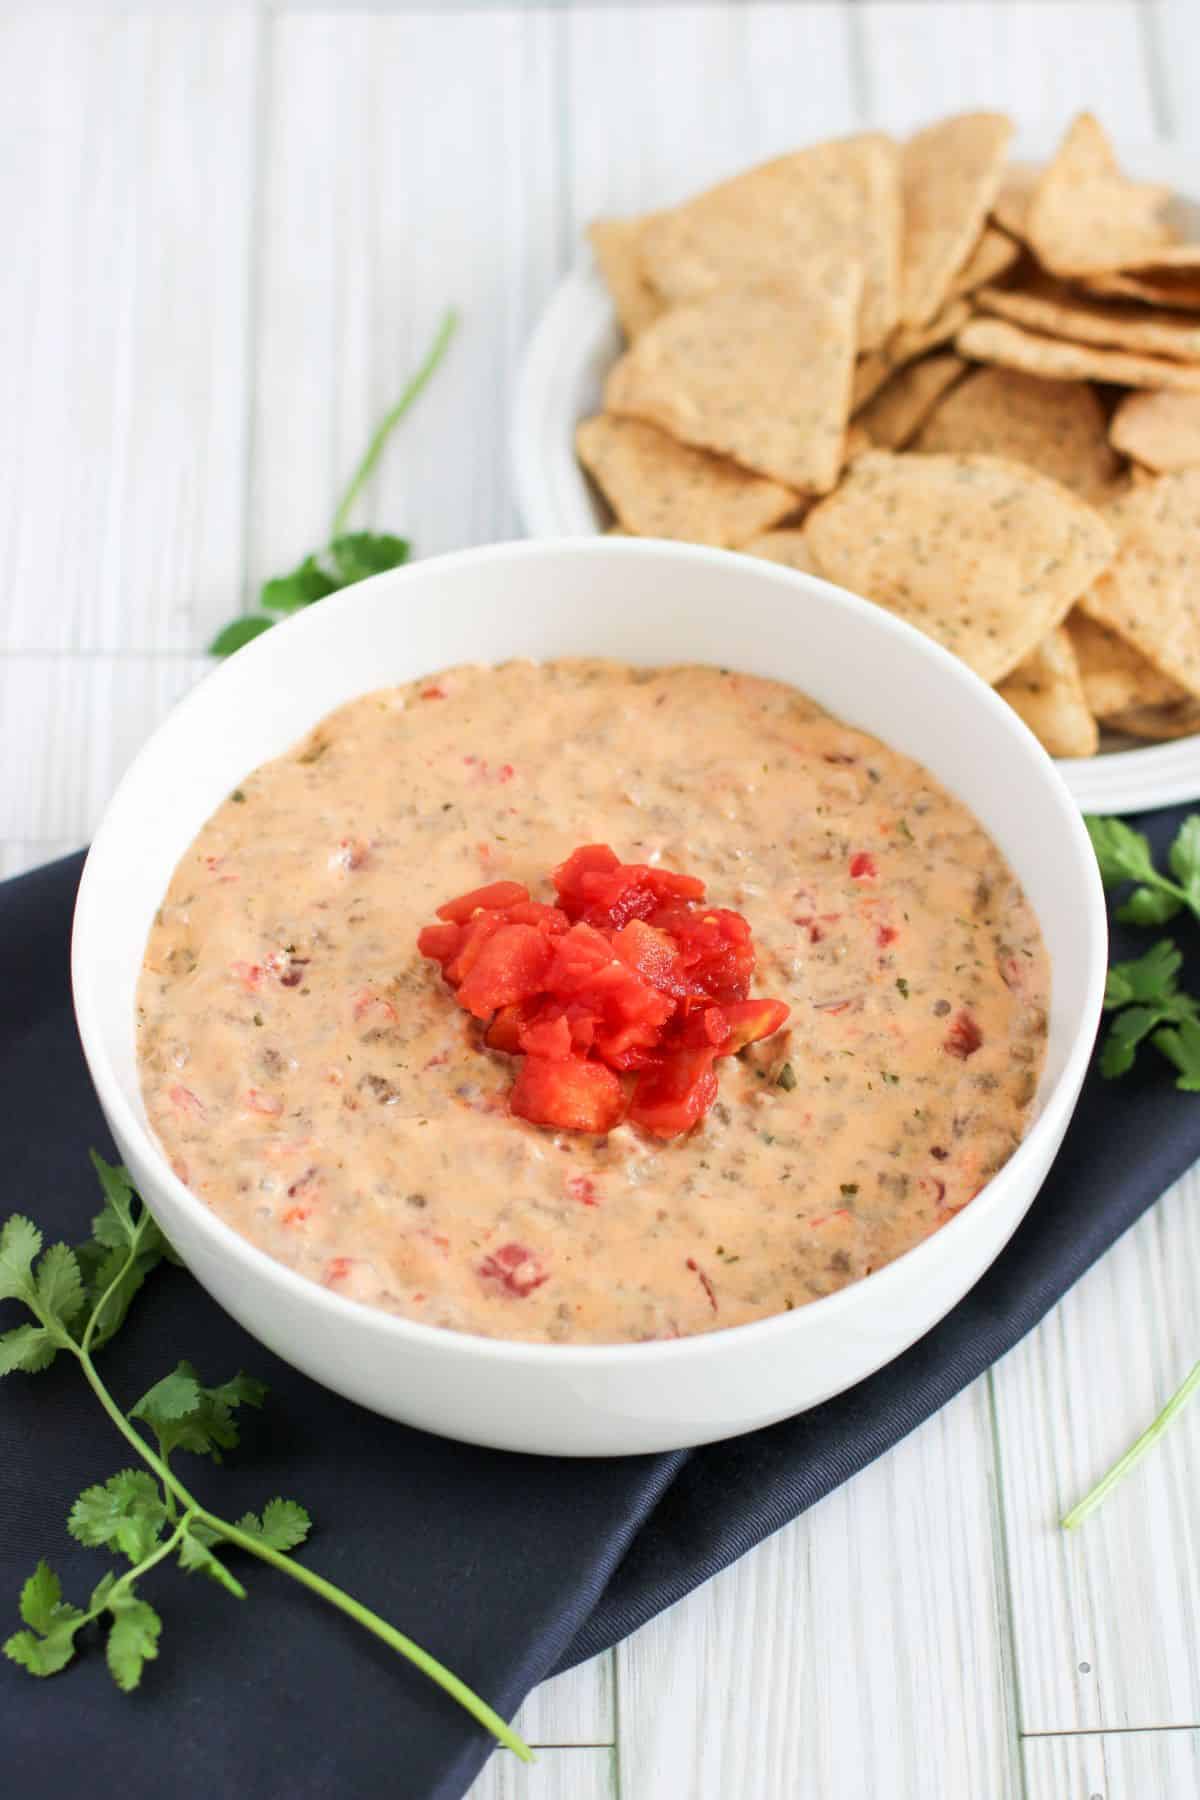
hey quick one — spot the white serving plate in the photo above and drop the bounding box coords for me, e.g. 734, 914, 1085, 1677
73, 539, 1106, 1457
512, 132, 1200, 816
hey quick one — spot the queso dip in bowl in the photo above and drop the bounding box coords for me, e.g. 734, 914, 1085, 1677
73, 538, 1106, 1456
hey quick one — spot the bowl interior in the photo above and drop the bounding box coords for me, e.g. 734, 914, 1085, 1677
75, 539, 1104, 1219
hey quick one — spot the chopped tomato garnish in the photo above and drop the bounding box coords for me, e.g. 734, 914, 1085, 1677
849, 852, 878, 880
510, 1055, 626, 1133
419, 845, 789, 1139
478, 1241, 549, 1296
944, 1012, 983, 1059
436, 879, 530, 924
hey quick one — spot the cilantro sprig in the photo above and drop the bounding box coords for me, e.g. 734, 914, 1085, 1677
1061, 815, 1200, 1529
1087, 815, 1200, 1089
1, 1154, 530, 1763
210, 307, 458, 656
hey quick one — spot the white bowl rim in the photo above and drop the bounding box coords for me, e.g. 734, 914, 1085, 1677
72, 535, 1109, 1371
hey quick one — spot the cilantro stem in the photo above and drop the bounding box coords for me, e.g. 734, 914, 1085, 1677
199, 1511, 531, 1761
1062, 1355, 1200, 1528
330, 307, 459, 539
64, 1238, 530, 1762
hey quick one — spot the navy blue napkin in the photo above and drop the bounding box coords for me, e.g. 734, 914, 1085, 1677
4, 822, 1200, 1800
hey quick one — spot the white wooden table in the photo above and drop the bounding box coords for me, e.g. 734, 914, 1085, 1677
5, 5, 1200, 1795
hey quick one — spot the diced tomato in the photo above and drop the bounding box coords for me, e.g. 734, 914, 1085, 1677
944, 1012, 983, 1059
503, 898, 570, 934
510, 1055, 626, 1133
478, 1241, 549, 1296
849, 852, 878, 880
436, 879, 530, 924
719, 998, 791, 1055
628, 1047, 719, 1138
676, 1005, 733, 1050
443, 908, 508, 986
455, 923, 554, 1019
485, 1002, 531, 1053
612, 919, 690, 997
566, 1174, 600, 1206
417, 921, 462, 966
517, 1012, 573, 1061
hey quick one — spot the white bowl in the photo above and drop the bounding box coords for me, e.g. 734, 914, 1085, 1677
512, 132, 1200, 815
73, 539, 1107, 1457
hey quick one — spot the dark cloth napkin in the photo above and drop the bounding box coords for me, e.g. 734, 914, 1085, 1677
4, 819, 1200, 1800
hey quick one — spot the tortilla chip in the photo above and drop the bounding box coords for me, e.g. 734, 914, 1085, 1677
639, 134, 901, 350
803, 450, 1116, 684
992, 163, 1037, 242
843, 422, 874, 464
588, 217, 665, 341
976, 274, 1200, 363
1066, 610, 1187, 716
576, 414, 797, 546
1109, 390, 1200, 473
995, 627, 1099, 758
856, 353, 966, 450
957, 316, 1200, 394
948, 227, 1021, 300
741, 529, 821, 575
852, 301, 970, 412
1104, 697, 1200, 741
604, 266, 861, 494
899, 112, 1013, 327
1025, 112, 1174, 278
911, 365, 1120, 502
1079, 470, 1200, 699
1084, 268, 1200, 311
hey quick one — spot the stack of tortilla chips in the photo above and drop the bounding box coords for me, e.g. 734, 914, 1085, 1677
577, 111, 1200, 758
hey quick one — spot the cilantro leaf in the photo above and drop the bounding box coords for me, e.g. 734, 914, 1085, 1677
260, 555, 338, 614
68, 1472, 168, 1564
1154, 1016, 1200, 1092
177, 1529, 247, 1599
1100, 1005, 1176, 1079
3, 1562, 87, 1677
209, 615, 277, 658
1105, 940, 1184, 1009
1169, 815, 1200, 913
88, 1153, 139, 1247
1117, 885, 1184, 927
236, 1497, 312, 1554
104, 1591, 161, 1692
34, 1243, 85, 1331
0, 1323, 58, 1375
326, 532, 409, 586
1086, 815, 1162, 889
131, 1361, 266, 1464
0, 1215, 41, 1305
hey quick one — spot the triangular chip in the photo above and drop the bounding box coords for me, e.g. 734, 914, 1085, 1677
992, 163, 1037, 242
899, 112, 1013, 326
995, 627, 1099, 758
576, 414, 797, 546
1079, 469, 1200, 699
1084, 256, 1200, 309
604, 267, 861, 494
976, 274, 1200, 363
741, 529, 821, 575
1066, 609, 1186, 717
803, 451, 1116, 684
1104, 697, 1200, 741
912, 365, 1120, 502
852, 301, 970, 410
948, 227, 1021, 300
1109, 390, 1200, 473
588, 217, 665, 341
856, 353, 966, 450
1025, 113, 1174, 278
638, 134, 901, 350
957, 316, 1200, 394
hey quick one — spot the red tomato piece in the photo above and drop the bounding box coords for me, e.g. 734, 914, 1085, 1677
849, 852, 878, 880
455, 923, 554, 1019
484, 1002, 532, 1054
416, 922, 462, 966
612, 919, 691, 997
628, 1047, 719, 1138
510, 1055, 626, 1132
478, 1242, 549, 1296
503, 898, 570, 934
719, 998, 791, 1054
944, 1012, 983, 1059
517, 1013, 573, 1061
436, 879, 530, 924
